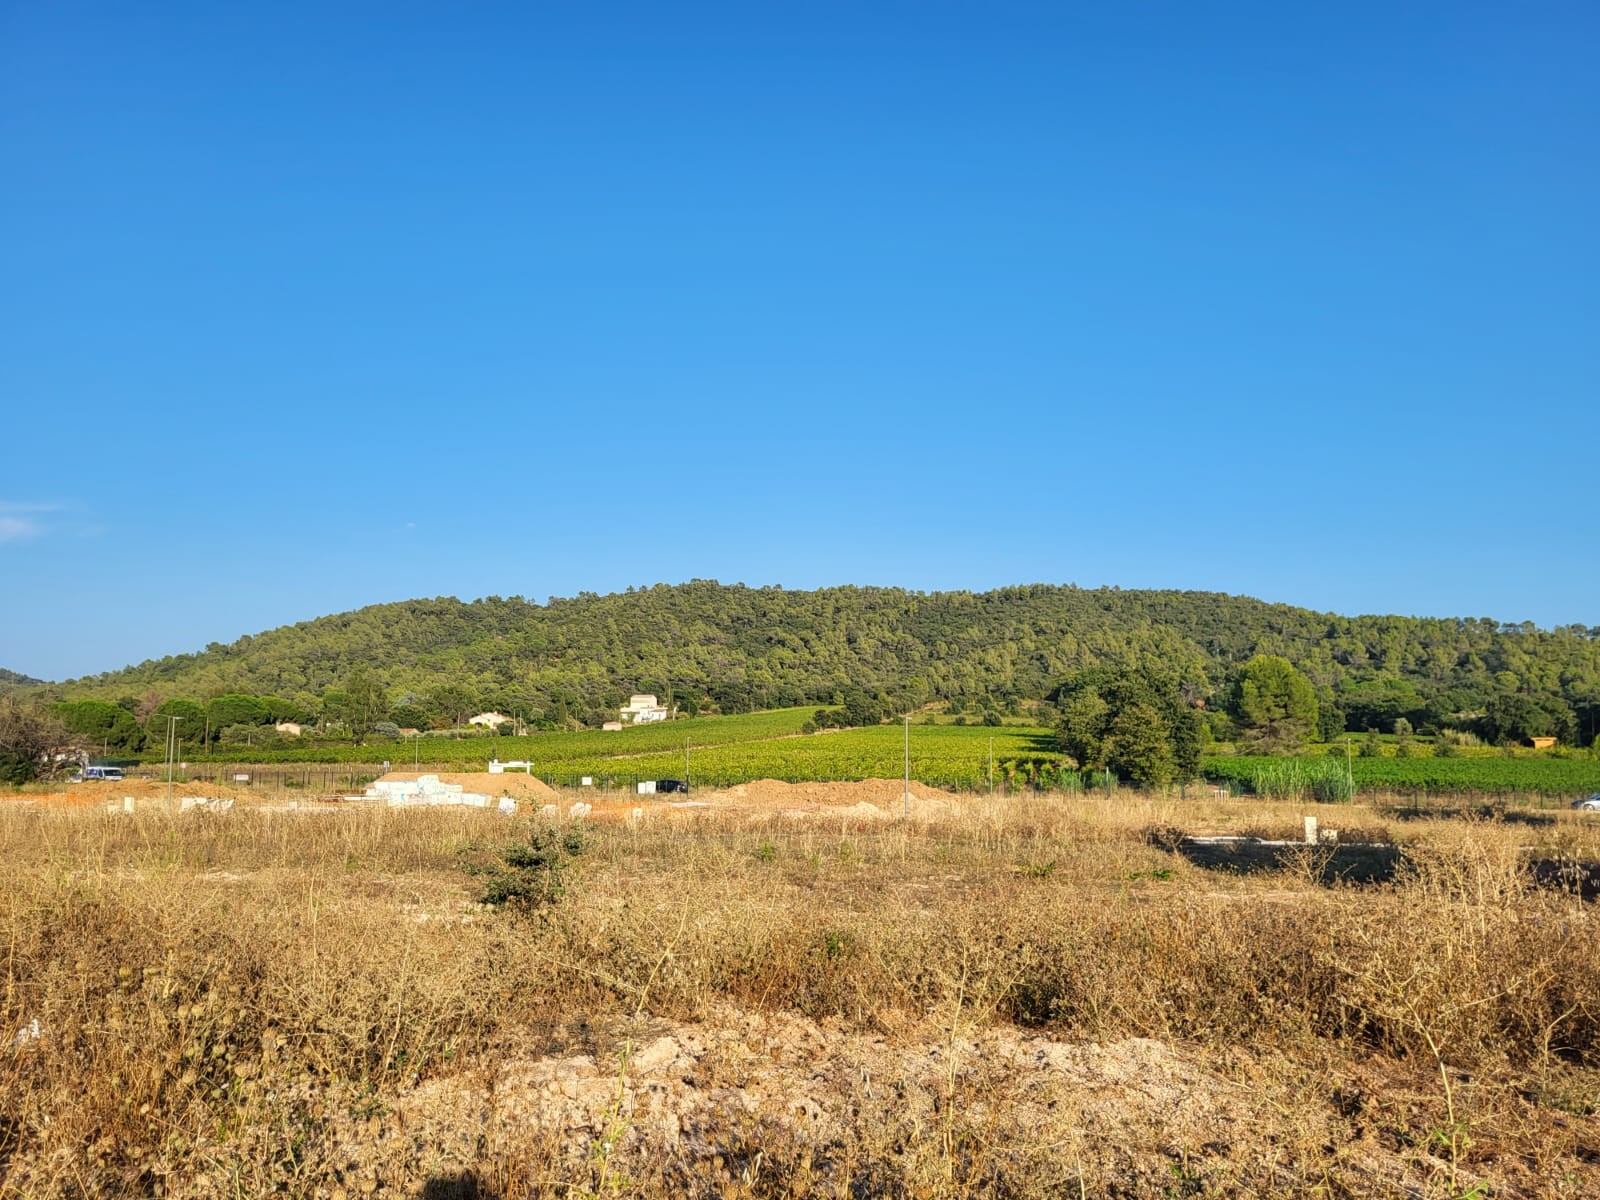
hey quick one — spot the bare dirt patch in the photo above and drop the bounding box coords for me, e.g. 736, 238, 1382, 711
1, 778, 258, 810
692, 777, 956, 820
139, 1004, 1575, 1198
374, 771, 563, 804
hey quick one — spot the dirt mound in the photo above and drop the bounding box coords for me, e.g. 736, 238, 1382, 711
701, 778, 954, 819
375, 771, 562, 803
2, 778, 256, 810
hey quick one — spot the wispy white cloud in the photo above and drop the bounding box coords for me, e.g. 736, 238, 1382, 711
0, 515, 39, 542
0, 501, 66, 543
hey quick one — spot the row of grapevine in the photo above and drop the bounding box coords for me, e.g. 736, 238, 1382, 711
143, 707, 1600, 797
525, 723, 1072, 789
151, 708, 822, 766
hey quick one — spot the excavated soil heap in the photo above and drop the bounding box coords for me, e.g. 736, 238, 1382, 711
3, 779, 258, 810
375, 771, 563, 804
698, 778, 955, 820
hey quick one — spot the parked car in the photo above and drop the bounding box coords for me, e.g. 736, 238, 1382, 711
70, 765, 125, 783
656, 778, 690, 795
1573, 793, 1600, 811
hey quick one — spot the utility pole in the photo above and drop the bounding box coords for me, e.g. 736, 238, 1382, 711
903, 713, 910, 820
684, 735, 690, 790
162, 714, 182, 805
988, 736, 994, 794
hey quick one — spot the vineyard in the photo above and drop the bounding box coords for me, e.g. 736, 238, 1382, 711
159, 710, 1069, 790
158, 709, 821, 767
148, 708, 1600, 797
535, 723, 1068, 790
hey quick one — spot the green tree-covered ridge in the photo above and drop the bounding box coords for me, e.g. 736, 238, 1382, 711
28, 582, 1600, 743
0, 668, 44, 692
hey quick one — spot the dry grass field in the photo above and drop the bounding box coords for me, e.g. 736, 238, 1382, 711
1, 787, 1598, 1198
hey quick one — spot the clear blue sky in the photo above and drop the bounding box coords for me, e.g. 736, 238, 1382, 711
3, 1, 1596, 681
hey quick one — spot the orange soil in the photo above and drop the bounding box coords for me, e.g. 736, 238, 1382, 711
374, 771, 563, 803
3, 779, 258, 810
697, 777, 954, 819
565, 778, 959, 824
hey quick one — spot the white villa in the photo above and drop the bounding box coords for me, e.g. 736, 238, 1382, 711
467, 711, 511, 729
619, 694, 669, 725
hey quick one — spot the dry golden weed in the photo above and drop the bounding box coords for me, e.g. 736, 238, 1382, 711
0, 792, 1595, 1197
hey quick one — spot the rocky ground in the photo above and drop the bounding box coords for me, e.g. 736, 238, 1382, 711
129, 1004, 1597, 1199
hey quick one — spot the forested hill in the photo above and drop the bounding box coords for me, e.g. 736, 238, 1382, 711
35, 583, 1600, 734
0, 668, 44, 691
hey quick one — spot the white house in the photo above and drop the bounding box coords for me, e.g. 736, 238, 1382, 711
274, 721, 304, 737
620, 694, 668, 725
468, 711, 511, 729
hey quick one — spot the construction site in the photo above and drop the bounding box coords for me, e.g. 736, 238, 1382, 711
2, 764, 962, 824
4, 743, 1600, 1197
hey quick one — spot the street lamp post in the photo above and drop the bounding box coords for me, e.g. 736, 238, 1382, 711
161, 714, 183, 805
903, 713, 910, 820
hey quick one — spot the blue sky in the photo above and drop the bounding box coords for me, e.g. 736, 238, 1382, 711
2, 1, 1596, 681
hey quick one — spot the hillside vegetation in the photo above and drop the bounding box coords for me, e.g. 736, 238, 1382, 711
35, 583, 1600, 739
0, 668, 43, 692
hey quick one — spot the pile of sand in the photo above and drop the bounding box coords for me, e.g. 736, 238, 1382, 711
374, 771, 562, 804
700, 778, 953, 820
2, 778, 258, 810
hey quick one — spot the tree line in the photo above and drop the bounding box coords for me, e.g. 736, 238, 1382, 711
4, 583, 1597, 772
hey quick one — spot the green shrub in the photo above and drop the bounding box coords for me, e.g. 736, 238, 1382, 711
460, 825, 585, 909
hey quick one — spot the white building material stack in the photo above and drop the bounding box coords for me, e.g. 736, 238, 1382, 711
366, 774, 494, 808
179, 797, 235, 813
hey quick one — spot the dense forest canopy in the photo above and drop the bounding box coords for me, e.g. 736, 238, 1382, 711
20, 583, 1600, 745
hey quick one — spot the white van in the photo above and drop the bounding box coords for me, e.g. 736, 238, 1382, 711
72, 766, 125, 783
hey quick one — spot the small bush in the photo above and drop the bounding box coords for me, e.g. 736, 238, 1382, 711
460, 825, 585, 909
